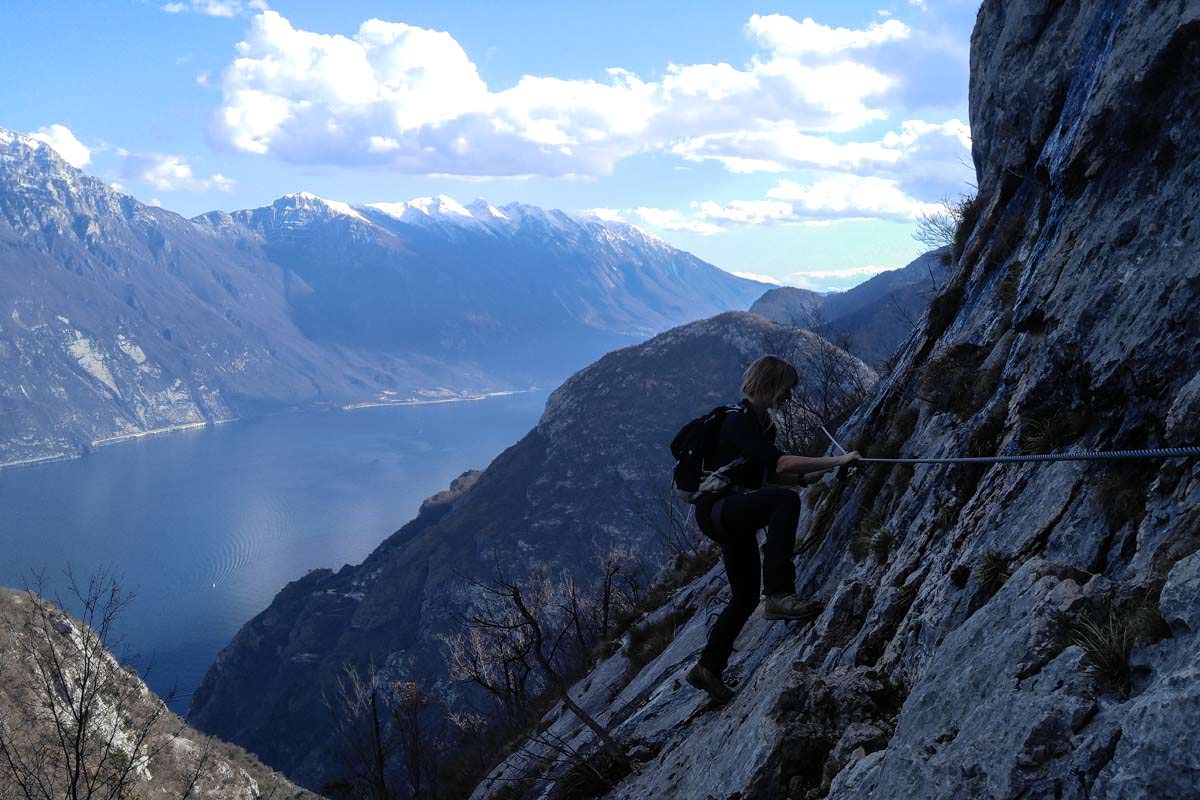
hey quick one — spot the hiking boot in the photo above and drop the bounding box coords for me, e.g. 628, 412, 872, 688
763, 594, 823, 622
686, 662, 735, 703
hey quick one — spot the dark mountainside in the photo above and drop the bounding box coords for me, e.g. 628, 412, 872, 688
0, 134, 765, 467
472, 2, 1200, 798
749, 248, 950, 369
185, 312, 872, 790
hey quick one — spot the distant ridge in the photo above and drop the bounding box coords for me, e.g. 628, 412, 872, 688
0, 126, 767, 466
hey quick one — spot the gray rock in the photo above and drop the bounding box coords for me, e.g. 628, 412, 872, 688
1159, 550, 1200, 636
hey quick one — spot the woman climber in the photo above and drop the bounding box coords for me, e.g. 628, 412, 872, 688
686, 355, 860, 703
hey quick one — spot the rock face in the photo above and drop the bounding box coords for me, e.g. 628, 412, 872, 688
185, 312, 871, 790
0, 588, 314, 800
0, 133, 766, 467
470, 3, 1200, 798
749, 248, 950, 369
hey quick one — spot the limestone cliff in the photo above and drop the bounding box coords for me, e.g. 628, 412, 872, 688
472, 2, 1200, 798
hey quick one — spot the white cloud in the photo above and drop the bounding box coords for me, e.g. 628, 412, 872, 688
765, 174, 940, 220
162, 0, 267, 16
669, 118, 973, 200
616, 172, 940, 237
212, 10, 909, 178
585, 208, 624, 222
732, 271, 782, 285
632, 207, 724, 236
196, 71, 210, 86
785, 265, 897, 291
27, 124, 91, 168
744, 14, 910, 56
122, 153, 235, 192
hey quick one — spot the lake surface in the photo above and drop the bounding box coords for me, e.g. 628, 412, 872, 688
0, 392, 549, 713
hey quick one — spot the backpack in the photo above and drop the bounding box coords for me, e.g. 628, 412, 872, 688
669, 405, 746, 503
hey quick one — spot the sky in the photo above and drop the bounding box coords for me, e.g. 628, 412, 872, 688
1, 0, 981, 291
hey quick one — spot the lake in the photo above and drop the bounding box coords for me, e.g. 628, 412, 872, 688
0, 391, 549, 713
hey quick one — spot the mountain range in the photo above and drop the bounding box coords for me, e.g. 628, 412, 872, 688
0, 129, 767, 467
750, 247, 950, 369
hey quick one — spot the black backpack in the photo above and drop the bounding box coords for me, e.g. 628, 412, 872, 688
669, 405, 745, 503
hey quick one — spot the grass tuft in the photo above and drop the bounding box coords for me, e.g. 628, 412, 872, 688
1070, 600, 1170, 697
1071, 614, 1134, 695
850, 509, 886, 562
1019, 412, 1087, 454
871, 529, 894, 563
624, 607, 693, 680
997, 260, 1023, 309
976, 551, 1011, 595
920, 344, 997, 418
952, 193, 984, 262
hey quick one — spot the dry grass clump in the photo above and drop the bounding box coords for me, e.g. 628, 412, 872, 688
871, 529, 894, 563
919, 344, 995, 418
952, 193, 985, 262
997, 260, 1023, 309
850, 509, 886, 562
987, 208, 1027, 267
1072, 614, 1133, 693
1019, 412, 1087, 453
806, 480, 831, 509
551, 749, 632, 800
1070, 601, 1170, 697
976, 551, 1011, 595
892, 406, 920, 444
926, 282, 965, 342
623, 607, 694, 680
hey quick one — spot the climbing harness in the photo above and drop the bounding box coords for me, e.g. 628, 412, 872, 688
855, 445, 1200, 466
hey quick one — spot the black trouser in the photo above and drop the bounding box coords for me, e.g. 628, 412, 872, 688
698, 488, 800, 674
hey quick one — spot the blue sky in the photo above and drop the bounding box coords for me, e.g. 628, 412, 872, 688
1, 0, 980, 290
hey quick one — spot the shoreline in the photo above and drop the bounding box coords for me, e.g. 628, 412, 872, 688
339, 388, 534, 412
0, 388, 543, 474
90, 417, 240, 448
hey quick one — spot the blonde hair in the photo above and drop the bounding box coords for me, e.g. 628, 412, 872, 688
741, 355, 799, 408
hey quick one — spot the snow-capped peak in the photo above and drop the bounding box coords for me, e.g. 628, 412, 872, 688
411, 195, 473, 218
466, 199, 509, 221
367, 194, 482, 226
279, 192, 367, 222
